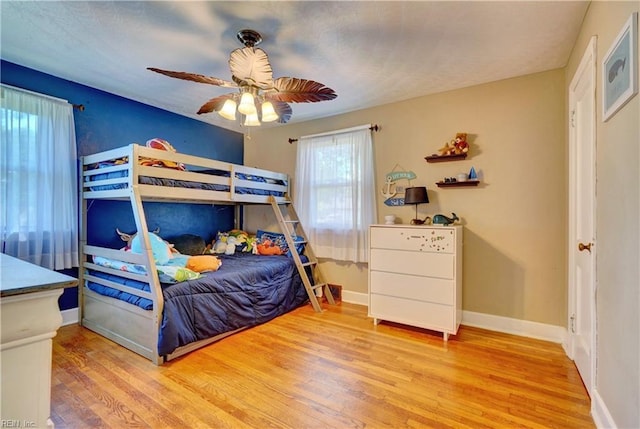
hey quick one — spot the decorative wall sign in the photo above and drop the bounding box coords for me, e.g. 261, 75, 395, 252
381, 164, 416, 206
602, 12, 638, 122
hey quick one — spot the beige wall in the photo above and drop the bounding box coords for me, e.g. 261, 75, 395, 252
245, 68, 567, 327
565, 2, 639, 428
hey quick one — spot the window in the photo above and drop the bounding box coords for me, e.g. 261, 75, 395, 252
1, 84, 79, 269
294, 126, 376, 263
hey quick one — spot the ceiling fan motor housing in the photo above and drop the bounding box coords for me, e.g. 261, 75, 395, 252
237, 29, 262, 47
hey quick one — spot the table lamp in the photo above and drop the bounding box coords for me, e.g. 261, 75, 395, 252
404, 186, 429, 225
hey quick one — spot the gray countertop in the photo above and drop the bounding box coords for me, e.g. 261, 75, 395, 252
0, 253, 78, 297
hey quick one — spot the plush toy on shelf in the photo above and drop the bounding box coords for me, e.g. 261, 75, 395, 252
435, 132, 469, 157
437, 141, 454, 156
452, 133, 469, 155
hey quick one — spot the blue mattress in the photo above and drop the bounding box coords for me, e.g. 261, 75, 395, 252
87, 166, 286, 196
86, 253, 309, 356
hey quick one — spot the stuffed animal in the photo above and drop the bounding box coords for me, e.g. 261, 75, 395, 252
244, 235, 259, 254
257, 238, 284, 255
224, 236, 241, 255
141, 138, 185, 170
437, 141, 454, 156
186, 255, 222, 273
452, 133, 469, 155
117, 227, 160, 249
116, 227, 177, 255
130, 232, 174, 264
436, 133, 469, 156
166, 234, 206, 255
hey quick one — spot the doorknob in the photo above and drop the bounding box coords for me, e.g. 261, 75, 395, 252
578, 242, 592, 253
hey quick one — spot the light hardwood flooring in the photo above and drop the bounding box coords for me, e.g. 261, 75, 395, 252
51, 302, 594, 428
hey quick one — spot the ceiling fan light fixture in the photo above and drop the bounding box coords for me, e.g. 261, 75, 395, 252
261, 101, 278, 122
238, 91, 257, 116
244, 112, 261, 127
147, 28, 336, 128
218, 99, 237, 121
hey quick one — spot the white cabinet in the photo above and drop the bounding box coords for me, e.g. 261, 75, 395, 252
368, 224, 462, 341
1, 254, 77, 428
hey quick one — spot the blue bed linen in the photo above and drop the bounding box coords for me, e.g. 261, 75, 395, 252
86, 253, 308, 356
86, 271, 154, 310
158, 253, 308, 356
88, 168, 287, 196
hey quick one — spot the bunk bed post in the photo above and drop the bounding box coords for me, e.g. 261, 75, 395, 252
234, 205, 242, 230
129, 144, 164, 365
78, 157, 87, 325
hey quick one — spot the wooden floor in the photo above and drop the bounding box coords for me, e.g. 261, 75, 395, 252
51, 302, 594, 428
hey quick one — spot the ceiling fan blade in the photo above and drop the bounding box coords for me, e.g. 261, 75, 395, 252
270, 100, 292, 124
197, 94, 236, 115
147, 67, 237, 88
229, 47, 274, 89
269, 77, 337, 103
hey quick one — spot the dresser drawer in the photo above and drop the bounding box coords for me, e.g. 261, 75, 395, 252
370, 271, 454, 305
370, 248, 454, 279
369, 294, 456, 333
370, 226, 456, 253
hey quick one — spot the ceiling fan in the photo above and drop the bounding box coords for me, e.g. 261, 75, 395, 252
147, 29, 337, 126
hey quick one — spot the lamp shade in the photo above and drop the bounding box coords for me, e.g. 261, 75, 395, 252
238, 92, 257, 116
404, 186, 429, 205
261, 101, 278, 122
243, 112, 260, 127
218, 99, 237, 121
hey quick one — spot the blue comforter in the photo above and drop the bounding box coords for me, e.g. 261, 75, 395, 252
87, 253, 309, 356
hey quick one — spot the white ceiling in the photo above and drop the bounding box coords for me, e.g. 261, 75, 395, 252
1, 1, 589, 133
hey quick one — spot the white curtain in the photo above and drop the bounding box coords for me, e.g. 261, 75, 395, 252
1, 84, 79, 269
294, 126, 376, 263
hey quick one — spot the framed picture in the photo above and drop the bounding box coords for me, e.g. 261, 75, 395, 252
602, 12, 638, 122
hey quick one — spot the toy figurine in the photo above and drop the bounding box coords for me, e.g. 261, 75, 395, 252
432, 213, 459, 226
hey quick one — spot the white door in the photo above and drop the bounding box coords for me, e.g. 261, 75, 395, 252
568, 36, 597, 398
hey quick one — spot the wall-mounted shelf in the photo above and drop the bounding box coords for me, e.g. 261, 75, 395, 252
436, 180, 479, 188
425, 153, 467, 163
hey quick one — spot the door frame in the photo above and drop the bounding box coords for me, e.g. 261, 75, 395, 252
567, 35, 597, 397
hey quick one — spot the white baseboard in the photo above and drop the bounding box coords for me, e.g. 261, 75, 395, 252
341, 290, 368, 306
592, 389, 618, 429
339, 295, 567, 345
60, 308, 79, 326
462, 310, 567, 344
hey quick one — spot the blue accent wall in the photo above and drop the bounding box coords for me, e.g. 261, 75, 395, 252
1, 60, 243, 311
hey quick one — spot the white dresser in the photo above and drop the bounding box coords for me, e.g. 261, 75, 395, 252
368, 224, 463, 341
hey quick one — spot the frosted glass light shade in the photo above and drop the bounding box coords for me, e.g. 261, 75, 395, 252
238, 92, 257, 115
218, 99, 237, 120
244, 112, 260, 127
261, 101, 278, 122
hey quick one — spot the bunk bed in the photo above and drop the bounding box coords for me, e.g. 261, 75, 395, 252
79, 144, 308, 364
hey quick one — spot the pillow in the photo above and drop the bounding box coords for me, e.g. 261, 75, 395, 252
256, 229, 305, 256
186, 255, 222, 273
130, 232, 172, 265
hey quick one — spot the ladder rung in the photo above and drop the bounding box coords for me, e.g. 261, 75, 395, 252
270, 195, 335, 312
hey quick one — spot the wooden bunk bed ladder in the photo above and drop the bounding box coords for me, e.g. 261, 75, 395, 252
269, 196, 336, 312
